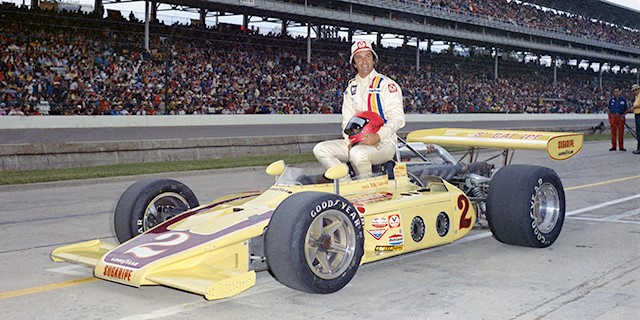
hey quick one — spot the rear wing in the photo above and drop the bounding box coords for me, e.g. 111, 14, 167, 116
406, 128, 583, 160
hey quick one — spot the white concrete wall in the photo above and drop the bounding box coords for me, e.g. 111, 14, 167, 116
0, 113, 613, 129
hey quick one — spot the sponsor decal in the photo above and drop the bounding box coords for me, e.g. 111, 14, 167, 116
471, 132, 543, 140
103, 265, 132, 282
375, 245, 403, 252
357, 206, 366, 214
388, 233, 404, 245
557, 139, 574, 149
388, 214, 401, 228
360, 180, 389, 190
388, 83, 397, 93
371, 216, 388, 228
108, 257, 140, 267
367, 227, 388, 240
348, 192, 393, 205
557, 149, 574, 157
268, 187, 293, 194
548, 135, 582, 160
351, 85, 357, 95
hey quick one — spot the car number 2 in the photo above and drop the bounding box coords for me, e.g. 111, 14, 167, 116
124, 232, 189, 258
457, 195, 472, 229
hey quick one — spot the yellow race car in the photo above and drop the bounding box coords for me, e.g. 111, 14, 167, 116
52, 128, 583, 300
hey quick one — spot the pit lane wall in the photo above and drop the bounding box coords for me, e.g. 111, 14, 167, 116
0, 113, 616, 171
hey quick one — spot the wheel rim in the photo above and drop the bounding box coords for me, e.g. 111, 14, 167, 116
142, 192, 191, 232
532, 182, 560, 234
304, 209, 357, 280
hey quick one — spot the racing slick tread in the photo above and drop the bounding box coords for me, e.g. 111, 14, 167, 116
485, 165, 565, 248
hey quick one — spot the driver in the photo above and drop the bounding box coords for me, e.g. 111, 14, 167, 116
313, 40, 405, 177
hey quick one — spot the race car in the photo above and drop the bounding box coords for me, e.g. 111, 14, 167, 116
52, 128, 583, 300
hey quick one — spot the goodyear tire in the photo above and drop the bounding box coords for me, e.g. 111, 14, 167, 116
486, 165, 565, 248
114, 179, 199, 243
265, 192, 364, 294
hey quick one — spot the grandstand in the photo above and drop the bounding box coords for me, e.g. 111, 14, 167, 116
0, 0, 638, 116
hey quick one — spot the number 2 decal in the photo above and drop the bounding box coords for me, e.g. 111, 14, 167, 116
124, 232, 189, 258
457, 195, 472, 229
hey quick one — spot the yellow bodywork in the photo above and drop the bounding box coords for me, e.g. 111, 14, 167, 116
407, 128, 583, 160
52, 128, 582, 300
51, 163, 472, 301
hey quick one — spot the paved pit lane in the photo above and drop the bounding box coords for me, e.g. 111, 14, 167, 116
1, 139, 639, 320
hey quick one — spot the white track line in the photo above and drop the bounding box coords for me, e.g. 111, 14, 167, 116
566, 193, 640, 216
47, 265, 93, 276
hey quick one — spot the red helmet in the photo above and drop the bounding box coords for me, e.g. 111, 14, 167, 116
344, 111, 385, 145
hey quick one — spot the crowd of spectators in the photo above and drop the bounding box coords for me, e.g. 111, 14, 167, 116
396, 0, 639, 48
0, 2, 636, 117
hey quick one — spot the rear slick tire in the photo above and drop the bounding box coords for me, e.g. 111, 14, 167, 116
486, 165, 565, 248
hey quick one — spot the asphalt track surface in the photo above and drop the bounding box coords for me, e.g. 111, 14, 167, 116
1, 136, 639, 320
0, 119, 603, 145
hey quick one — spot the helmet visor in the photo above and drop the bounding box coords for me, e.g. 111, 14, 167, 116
343, 117, 368, 136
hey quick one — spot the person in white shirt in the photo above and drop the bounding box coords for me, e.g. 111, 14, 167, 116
313, 40, 405, 177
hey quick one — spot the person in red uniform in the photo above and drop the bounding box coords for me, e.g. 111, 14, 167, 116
607, 85, 628, 151
313, 40, 405, 177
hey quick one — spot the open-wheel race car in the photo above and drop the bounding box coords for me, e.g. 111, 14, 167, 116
52, 128, 583, 300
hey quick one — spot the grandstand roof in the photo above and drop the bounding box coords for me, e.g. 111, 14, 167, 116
526, 0, 640, 30
99, 0, 640, 65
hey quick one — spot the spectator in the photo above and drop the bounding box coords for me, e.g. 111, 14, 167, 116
607, 85, 628, 151
630, 84, 640, 154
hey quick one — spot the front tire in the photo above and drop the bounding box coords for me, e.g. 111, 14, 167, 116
265, 192, 364, 294
486, 165, 565, 248
114, 179, 199, 243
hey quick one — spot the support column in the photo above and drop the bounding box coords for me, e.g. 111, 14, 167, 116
494, 47, 499, 80
599, 63, 604, 92
426, 39, 432, 53
415, 38, 420, 71
242, 15, 249, 31
144, 0, 149, 51
94, 0, 103, 15
376, 33, 382, 47
307, 24, 311, 64
151, 1, 157, 22
552, 57, 557, 85
281, 20, 288, 36
199, 8, 206, 26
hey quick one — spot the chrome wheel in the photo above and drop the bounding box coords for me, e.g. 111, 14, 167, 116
304, 209, 357, 280
142, 192, 191, 231
532, 182, 560, 234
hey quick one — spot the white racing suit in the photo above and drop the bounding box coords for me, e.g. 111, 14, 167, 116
313, 70, 405, 177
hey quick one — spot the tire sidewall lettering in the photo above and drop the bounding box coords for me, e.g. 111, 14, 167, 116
529, 177, 549, 245
309, 198, 360, 229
